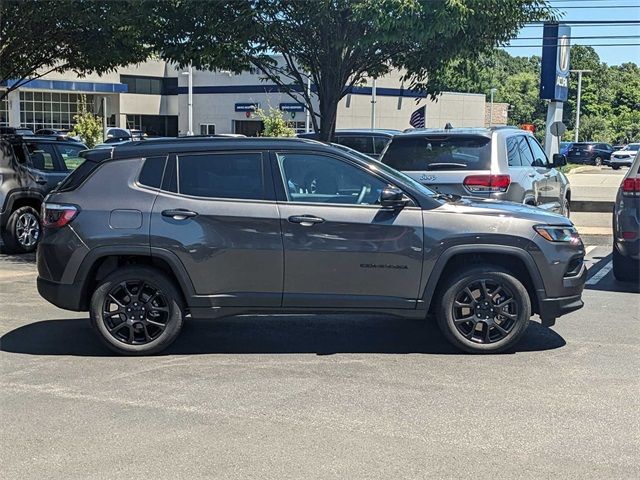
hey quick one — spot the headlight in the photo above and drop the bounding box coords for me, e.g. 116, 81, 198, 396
534, 225, 581, 244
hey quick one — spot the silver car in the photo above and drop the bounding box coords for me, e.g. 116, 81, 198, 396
381, 127, 571, 216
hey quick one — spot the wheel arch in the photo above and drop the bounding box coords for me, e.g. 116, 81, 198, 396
423, 245, 545, 315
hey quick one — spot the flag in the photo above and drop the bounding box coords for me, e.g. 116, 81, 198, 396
409, 105, 426, 128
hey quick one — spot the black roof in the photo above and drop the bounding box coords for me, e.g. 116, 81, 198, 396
109, 136, 329, 160
298, 129, 400, 139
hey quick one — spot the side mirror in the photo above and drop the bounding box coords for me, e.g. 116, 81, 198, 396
380, 186, 406, 209
552, 153, 567, 167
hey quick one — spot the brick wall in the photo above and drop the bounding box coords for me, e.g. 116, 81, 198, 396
485, 102, 509, 126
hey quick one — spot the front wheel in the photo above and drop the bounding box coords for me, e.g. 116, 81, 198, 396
594, 156, 602, 167
90, 266, 185, 355
436, 266, 532, 353
612, 165, 620, 170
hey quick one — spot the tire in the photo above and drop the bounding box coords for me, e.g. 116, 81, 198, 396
1, 206, 41, 254
90, 266, 185, 355
612, 243, 639, 282
612, 165, 620, 170
563, 196, 571, 218
436, 265, 532, 353
594, 156, 602, 167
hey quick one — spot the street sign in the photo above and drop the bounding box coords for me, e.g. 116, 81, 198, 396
550, 121, 567, 137
540, 23, 571, 102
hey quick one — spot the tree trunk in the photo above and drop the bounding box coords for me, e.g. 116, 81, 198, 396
317, 93, 339, 142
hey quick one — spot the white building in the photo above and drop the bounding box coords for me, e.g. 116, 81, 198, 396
1, 58, 487, 136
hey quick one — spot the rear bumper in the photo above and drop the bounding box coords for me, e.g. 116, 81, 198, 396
37, 276, 85, 311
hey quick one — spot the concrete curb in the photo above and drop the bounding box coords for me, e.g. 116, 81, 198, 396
572, 200, 614, 213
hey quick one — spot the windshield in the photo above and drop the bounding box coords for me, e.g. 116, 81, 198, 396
381, 135, 492, 171
331, 143, 438, 197
623, 144, 640, 151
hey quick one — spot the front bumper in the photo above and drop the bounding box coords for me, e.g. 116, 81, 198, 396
37, 276, 85, 311
536, 262, 587, 326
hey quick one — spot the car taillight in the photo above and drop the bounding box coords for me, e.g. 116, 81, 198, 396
42, 203, 79, 228
621, 177, 640, 197
463, 174, 511, 193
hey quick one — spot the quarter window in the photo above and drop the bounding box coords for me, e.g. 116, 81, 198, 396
277, 152, 387, 205
138, 156, 167, 189
177, 152, 265, 200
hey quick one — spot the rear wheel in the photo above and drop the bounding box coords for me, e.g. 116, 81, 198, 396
612, 243, 639, 282
612, 165, 620, 170
562, 196, 571, 218
594, 156, 602, 166
1, 206, 41, 254
436, 266, 531, 353
90, 266, 184, 355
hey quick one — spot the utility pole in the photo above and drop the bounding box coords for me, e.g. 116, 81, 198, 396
181, 63, 194, 136
571, 69, 592, 142
489, 88, 497, 127
305, 73, 311, 133
370, 78, 377, 130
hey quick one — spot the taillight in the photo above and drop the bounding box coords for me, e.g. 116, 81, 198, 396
621, 177, 640, 196
463, 174, 511, 193
42, 203, 78, 228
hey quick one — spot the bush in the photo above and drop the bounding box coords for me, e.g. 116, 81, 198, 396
69, 95, 103, 148
255, 108, 296, 137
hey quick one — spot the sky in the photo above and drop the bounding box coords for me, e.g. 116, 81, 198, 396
503, 0, 640, 65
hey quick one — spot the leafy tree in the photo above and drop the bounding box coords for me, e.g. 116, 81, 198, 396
0, 0, 153, 100
255, 108, 296, 137
69, 96, 103, 148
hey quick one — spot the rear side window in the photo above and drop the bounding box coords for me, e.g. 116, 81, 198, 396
138, 156, 166, 189
177, 152, 265, 200
337, 136, 375, 155
55, 144, 85, 171
26, 142, 60, 171
382, 135, 491, 171
506, 137, 522, 166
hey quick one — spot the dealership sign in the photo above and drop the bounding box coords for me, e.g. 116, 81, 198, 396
540, 23, 571, 102
279, 103, 305, 112
235, 103, 259, 112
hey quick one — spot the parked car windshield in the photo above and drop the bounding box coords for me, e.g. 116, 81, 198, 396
332, 143, 438, 197
382, 135, 492, 171
622, 143, 640, 151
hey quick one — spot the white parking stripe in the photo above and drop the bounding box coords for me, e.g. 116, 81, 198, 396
585, 245, 597, 255
586, 260, 613, 285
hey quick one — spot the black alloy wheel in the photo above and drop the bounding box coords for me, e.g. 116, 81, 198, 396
102, 280, 170, 345
451, 279, 518, 344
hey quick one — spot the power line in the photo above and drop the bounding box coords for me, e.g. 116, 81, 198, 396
504, 43, 640, 47
513, 35, 640, 40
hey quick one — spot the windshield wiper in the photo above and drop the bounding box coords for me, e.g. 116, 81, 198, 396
425, 162, 468, 170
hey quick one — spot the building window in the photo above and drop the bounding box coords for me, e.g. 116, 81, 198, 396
0, 93, 8, 126
291, 121, 307, 134
19, 91, 93, 131
200, 124, 216, 135
120, 75, 178, 95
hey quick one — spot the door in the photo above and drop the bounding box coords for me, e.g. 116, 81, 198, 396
526, 136, 561, 211
150, 151, 283, 307
274, 151, 424, 309
24, 141, 68, 192
515, 135, 546, 207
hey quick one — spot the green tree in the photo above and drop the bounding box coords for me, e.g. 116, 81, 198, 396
0, 0, 154, 100
69, 97, 103, 148
255, 108, 296, 137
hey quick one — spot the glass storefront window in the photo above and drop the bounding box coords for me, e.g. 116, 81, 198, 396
19, 91, 94, 131
0, 93, 9, 126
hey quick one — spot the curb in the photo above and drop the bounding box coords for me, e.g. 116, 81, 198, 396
572, 200, 614, 213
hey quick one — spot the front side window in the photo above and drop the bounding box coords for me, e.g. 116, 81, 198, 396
55, 144, 85, 171
336, 136, 375, 155
526, 137, 548, 167
277, 152, 387, 205
177, 152, 265, 200
517, 136, 535, 167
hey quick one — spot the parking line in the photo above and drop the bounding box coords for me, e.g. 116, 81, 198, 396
585, 245, 597, 255
586, 260, 613, 285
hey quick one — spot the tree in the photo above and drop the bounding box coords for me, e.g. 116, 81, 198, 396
69, 96, 103, 148
0, 0, 155, 100
255, 108, 296, 137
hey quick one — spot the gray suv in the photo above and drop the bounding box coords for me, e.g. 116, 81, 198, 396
37, 138, 586, 355
613, 152, 640, 281
381, 127, 571, 216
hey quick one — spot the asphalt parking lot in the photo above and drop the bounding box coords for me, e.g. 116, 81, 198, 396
1, 243, 638, 479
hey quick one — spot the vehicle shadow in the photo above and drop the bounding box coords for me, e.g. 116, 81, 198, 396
585, 253, 640, 294
0, 315, 565, 357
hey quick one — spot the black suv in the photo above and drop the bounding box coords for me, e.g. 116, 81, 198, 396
0, 135, 86, 253
566, 142, 614, 166
298, 129, 399, 159
37, 138, 586, 355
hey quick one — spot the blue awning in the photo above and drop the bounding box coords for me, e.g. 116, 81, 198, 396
1, 79, 127, 93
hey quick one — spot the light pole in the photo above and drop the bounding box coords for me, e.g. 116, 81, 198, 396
489, 88, 497, 127
370, 78, 377, 130
305, 73, 311, 133
571, 69, 592, 142
181, 63, 194, 136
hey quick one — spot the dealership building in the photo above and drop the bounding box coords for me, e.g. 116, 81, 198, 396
1, 58, 490, 136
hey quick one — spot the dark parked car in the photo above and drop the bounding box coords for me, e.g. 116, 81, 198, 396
298, 129, 399, 159
566, 142, 614, 166
0, 126, 34, 135
613, 152, 640, 281
37, 137, 586, 355
0, 134, 86, 253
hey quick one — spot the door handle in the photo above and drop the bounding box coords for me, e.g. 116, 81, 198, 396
35, 176, 47, 185
288, 215, 325, 226
162, 209, 198, 220
543, 173, 553, 178
528, 173, 536, 178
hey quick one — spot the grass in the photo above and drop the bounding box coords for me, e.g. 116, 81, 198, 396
559, 163, 587, 174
